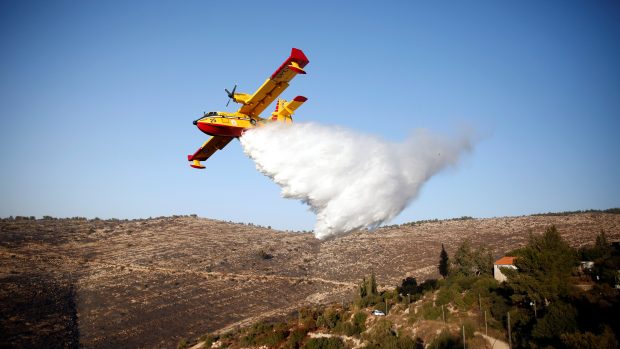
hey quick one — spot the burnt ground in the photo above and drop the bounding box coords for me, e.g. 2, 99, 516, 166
1, 212, 619, 348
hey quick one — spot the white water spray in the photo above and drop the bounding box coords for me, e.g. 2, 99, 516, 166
240, 122, 473, 239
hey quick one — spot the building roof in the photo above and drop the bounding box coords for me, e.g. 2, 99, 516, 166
494, 256, 516, 265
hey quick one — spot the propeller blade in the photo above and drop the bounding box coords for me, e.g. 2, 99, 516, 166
225, 84, 237, 107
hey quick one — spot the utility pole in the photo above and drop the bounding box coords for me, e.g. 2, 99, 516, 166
507, 311, 512, 349
484, 310, 488, 336
462, 324, 466, 349
442, 304, 446, 323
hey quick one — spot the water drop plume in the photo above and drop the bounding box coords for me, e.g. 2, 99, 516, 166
240, 122, 474, 239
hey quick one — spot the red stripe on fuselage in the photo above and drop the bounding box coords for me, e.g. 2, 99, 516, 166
197, 122, 245, 137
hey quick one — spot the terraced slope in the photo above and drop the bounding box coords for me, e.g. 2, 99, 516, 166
1, 212, 618, 348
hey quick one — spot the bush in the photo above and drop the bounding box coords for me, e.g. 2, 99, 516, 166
298, 306, 320, 331
436, 284, 459, 306
259, 250, 273, 260
470, 276, 499, 298
418, 279, 439, 293
415, 303, 443, 321
240, 321, 289, 347
489, 288, 511, 323
176, 338, 188, 349
302, 337, 344, 349
458, 291, 476, 311
333, 322, 357, 337
284, 328, 309, 349
352, 311, 367, 333
561, 326, 618, 349
365, 335, 419, 349
462, 319, 476, 339
198, 334, 217, 348
397, 277, 419, 296
363, 319, 399, 346
532, 301, 578, 346
428, 329, 463, 349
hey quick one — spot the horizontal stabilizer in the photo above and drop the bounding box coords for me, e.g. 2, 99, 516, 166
280, 96, 307, 118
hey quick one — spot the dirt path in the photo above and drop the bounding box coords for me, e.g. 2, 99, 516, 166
477, 332, 510, 349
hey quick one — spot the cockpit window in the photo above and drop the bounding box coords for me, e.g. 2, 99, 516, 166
206, 111, 218, 116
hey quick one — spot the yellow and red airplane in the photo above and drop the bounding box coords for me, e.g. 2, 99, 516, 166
187, 48, 309, 169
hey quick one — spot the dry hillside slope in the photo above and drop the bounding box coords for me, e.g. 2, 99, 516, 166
1, 212, 618, 348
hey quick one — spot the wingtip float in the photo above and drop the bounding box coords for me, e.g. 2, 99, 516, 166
187, 48, 309, 169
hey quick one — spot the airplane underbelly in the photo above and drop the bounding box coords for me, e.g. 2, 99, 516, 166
197, 122, 245, 137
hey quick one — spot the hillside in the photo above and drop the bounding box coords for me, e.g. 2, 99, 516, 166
1, 212, 619, 348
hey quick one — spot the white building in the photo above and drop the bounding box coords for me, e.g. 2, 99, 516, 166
494, 256, 517, 282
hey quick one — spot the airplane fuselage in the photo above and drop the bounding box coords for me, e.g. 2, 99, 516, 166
193, 112, 262, 138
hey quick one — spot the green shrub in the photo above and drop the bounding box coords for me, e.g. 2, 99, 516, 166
470, 276, 499, 297
284, 328, 309, 349
459, 291, 476, 311
409, 303, 444, 322
364, 318, 417, 348
532, 301, 578, 345
352, 311, 367, 333
462, 319, 476, 339
455, 275, 478, 291
561, 326, 618, 349
333, 322, 357, 336
489, 290, 511, 323
302, 337, 344, 349
436, 284, 459, 306
321, 307, 342, 329
240, 321, 289, 346
298, 306, 320, 331
176, 337, 188, 349
428, 329, 463, 349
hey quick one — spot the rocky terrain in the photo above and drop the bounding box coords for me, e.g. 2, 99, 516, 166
1, 211, 619, 348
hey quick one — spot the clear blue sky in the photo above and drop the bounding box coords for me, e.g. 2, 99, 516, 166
1, 1, 619, 231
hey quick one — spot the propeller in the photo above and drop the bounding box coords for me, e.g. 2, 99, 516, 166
224, 84, 237, 107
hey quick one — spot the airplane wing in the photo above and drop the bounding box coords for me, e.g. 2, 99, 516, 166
235, 48, 309, 118
187, 136, 233, 169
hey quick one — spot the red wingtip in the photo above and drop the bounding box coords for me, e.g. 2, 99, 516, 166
187, 154, 194, 161
290, 48, 309, 67
294, 96, 308, 102
271, 48, 310, 79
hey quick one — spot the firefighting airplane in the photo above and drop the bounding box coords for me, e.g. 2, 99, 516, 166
187, 48, 309, 169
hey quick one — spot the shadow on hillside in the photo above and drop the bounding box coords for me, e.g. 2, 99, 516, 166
0, 272, 79, 348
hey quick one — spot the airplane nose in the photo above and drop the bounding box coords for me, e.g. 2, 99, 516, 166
193, 120, 197, 125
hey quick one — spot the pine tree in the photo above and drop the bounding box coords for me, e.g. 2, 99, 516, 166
454, 240, 476, 276
507, 226, 577, 305
359, 277, 367, 298
439, 243, 450, 278
594, 231, 611, 258
367, 272, 378, 296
